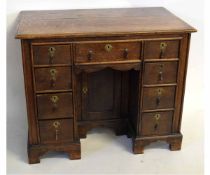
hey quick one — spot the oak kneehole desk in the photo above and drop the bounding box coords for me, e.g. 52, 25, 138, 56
16, 7, 196, 164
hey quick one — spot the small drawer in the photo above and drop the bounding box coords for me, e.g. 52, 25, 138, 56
34, 67, 72, 92
32, 44, 71, 65
37, 92, 73, 120
75, 41, 141, 63
142, 86, 176, 110
39, 119, 74, 144
141, 111, 173, 136
143, 61, 178, 85
144, 40, 180, 59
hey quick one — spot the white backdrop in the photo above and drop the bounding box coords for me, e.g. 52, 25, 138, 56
7, 0, 203, 174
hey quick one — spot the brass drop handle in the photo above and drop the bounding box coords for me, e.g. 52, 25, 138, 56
160, 42, 167, 58
154, 123, 158, 131
158, 63, 164, 81
50, 95, 59, 110
156, 88, 163, 106
154, 114, 161, 131
124, 48, 128, 59
158, 71, 163, 81
49, 69, 57, 87
87, 50, 93, 60
48, 47, 56, 64
53, 121, 61, 141
156, 96, 160, 106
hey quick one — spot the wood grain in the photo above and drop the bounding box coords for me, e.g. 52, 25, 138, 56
16, 7, 196, 39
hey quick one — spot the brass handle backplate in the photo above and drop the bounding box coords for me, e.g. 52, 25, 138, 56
105, 44, 113, 52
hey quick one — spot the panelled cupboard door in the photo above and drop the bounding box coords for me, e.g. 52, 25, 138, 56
81, 69, 122, 121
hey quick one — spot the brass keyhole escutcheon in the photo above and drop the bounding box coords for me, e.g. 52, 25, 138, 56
154, 114, 161, 121
157, 88, 163, 96
50, 95, 59, 103
105, 44, 113, 52
53, 121, 60, 128
160, 42, 167, 50
82, 87, 88, 94
48, 47, 56, 57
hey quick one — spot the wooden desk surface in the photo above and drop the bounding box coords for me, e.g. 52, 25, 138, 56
16, 7, 196, 39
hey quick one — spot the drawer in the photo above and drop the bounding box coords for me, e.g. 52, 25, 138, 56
142, 86, 176, 110
143, 61, 178, 85
34, 67, 72, 91
75, 41, 141, 63
32, 44, 71, 65
144, 40, 180, 59
37, 92, 73, 120
39, 119, 74, 144
141, 111, 173, 136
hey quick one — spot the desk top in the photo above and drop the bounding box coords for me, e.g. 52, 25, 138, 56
16, 7, 196, 39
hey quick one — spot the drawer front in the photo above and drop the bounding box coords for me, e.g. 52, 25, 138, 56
144, 40, 180, 59
34, 67, 72, 91
33, 45, 71, 65
75, 42, 141, 63
141, 111, 173, 136
39, 119, 74, 144
142, 86, 176, 110
37, 93, 73, 120
143, 61, 178, 85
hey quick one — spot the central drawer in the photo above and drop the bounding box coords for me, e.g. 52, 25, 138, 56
75, 41, 141, 63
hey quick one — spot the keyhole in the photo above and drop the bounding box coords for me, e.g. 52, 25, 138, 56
158, 89, 161, 95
